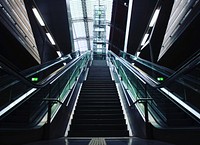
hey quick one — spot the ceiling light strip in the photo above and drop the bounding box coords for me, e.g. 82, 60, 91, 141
46, 33, 56, 45
32, 7, 45, 26
124, 0, 134, 52
149, 9, 160, 27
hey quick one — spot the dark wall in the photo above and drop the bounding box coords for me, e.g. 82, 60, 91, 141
158, 12, 200, 69
126, 0, 158, 55
139, 0, 174, 62
109, 0, 128, 54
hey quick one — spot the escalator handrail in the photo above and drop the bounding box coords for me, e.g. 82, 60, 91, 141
109, 50, 200, 88
0, 55, 70, 91
0, 51, 89, 89
110, 50, 200, 121
119, 50, 174, 76
20, 50, 81, 77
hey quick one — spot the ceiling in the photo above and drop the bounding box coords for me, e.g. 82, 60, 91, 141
0, 0, 200, 70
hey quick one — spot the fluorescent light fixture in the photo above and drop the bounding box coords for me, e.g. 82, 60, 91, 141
0, 88, 37, 117
160, 88, 200, 120
56, 51, 62, 57
32, 8, 45, 26
149, 9, 160, 27
136, 52, 141, 57
141, 34, 149, 46
124, 0, 134, 52
46, 33, 56, 45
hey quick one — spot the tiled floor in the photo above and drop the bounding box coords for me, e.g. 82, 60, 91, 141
24, 137, 174, 145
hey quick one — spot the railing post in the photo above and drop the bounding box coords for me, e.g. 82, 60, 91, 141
131, 97, 153, 139
43, 98, 63, 139
144, 84, 149, 123
144, 100, 151, 139
46, 100, 52, 139
144, 84, 151, 139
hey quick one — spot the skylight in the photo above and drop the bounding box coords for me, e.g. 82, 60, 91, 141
68, 0, 113, 52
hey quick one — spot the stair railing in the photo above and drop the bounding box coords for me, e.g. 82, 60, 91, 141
43, 98, 63, 138
131, 98, 153, 138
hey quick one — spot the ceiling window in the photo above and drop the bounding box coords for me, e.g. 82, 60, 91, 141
68, 0, 113, 52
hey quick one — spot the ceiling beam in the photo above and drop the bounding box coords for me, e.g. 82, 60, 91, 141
81, 0, 91, 50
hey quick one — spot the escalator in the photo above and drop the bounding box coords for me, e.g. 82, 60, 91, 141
148, 88, 199, 127
68, 59, 129, 137
109, 50, 200, 145
0, 51, 90, 145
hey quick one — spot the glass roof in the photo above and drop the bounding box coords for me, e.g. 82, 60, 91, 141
68, 0, 113, 52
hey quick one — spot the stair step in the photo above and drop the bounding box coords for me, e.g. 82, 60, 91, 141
77, 101, 120, 104
81, 90, 118, 93
73, 114, 124, 119
80, 94, 118, 96
80, 93, 118, 96
76, 105, 121, 109
78, 98, 119, 101
72, 119, 126, 124
70, 124, 127, 130
68, 130, 129, 137
77, 101, 121, 105
77, 104, 121, 108
74, 109, 123, 114
83, 81, 115, 84
81, 88, 117, 90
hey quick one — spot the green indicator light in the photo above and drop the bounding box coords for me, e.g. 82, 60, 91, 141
31, 77, 39, 82
157, 77, 164, 81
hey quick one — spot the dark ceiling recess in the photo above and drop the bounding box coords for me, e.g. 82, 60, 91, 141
0, 22, 39, 70
126, 0, 158, 55
24, 0, 58, 64
139, 0, 174, 62
109, 0, 128, 55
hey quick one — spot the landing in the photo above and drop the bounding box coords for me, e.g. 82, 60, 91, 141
24, 137, 174, 145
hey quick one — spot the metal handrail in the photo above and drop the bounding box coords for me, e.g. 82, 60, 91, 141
131, 98, 153, 138
43, 98, 63, 138
43, 98, 63, 105
131, 98, 153, 106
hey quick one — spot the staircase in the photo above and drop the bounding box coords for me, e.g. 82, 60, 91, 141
68, 60, 129, 137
